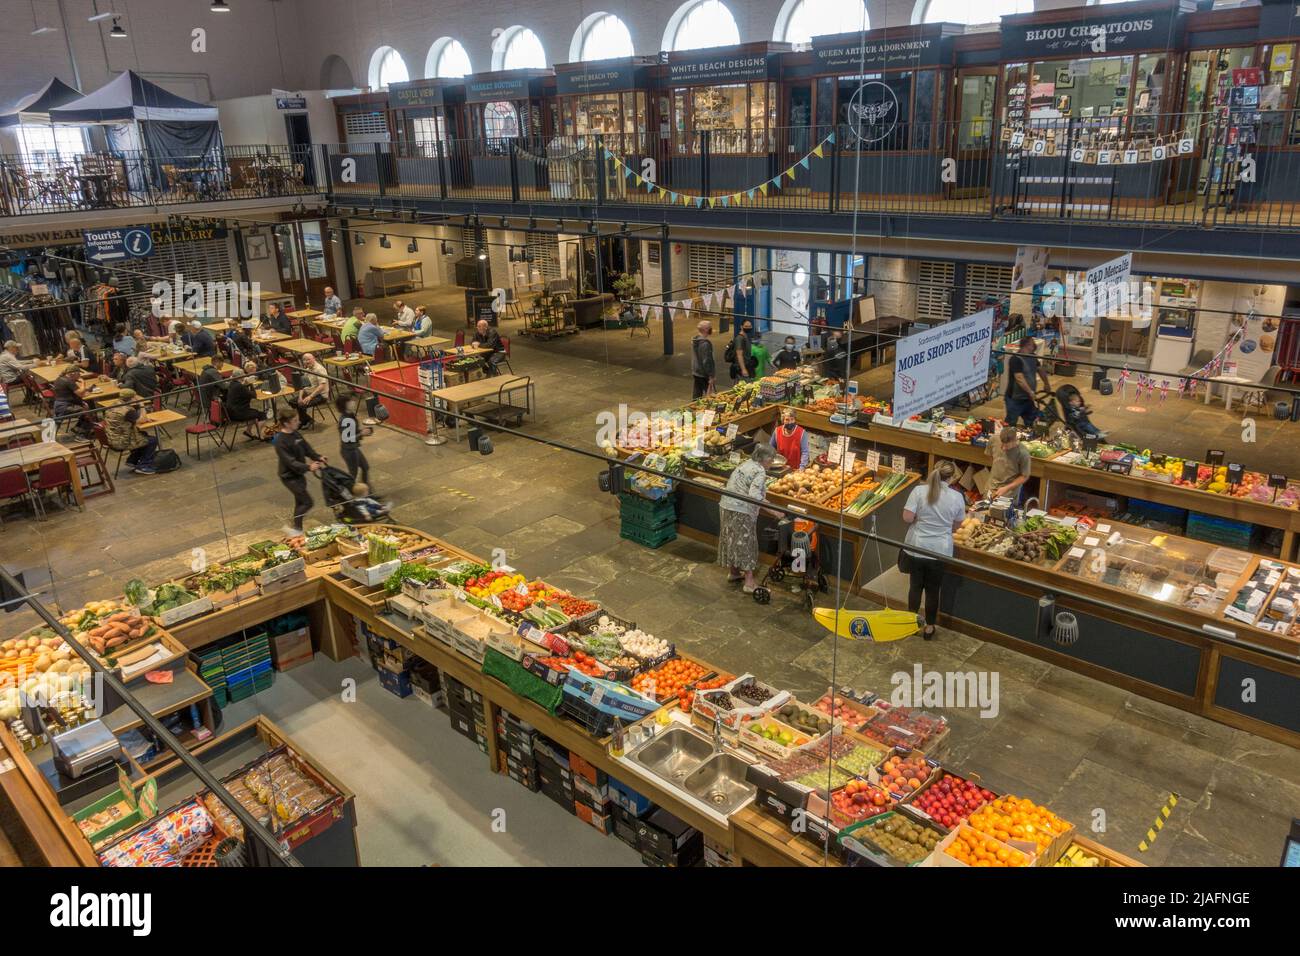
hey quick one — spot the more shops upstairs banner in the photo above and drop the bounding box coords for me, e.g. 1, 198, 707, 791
999, 1, 1190, 61
892, 308, 995, 421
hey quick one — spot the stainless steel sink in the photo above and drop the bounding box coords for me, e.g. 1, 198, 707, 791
682, 753, 756, 815
630, 726, 714, 784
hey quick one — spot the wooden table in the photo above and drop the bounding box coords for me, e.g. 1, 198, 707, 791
203, 321, 232, 333
0, 441, 84, 506
172, 359, 229, 379
0, 418, 41, 446
138, 348, 194, 364
268, 338, 335, 357
252, 331, 291, 345
383, 328, 416, 345
255, 385, 295, 404
82, 379, 123, 405
136, 409, 186, 446
406, 335, 452, 352
288, 309, 323, 322
369, 259, 424, 296
429, 374, 533, 440
313, 317, 347, 331
28, 365, 71, 385
323, 355, 369, 372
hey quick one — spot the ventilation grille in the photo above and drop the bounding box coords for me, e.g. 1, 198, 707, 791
525, 232, 560, 280
112, 236, 236, 314
687, 243, 734, 292
962, 263, 1013, 317
916, 260, 955, 325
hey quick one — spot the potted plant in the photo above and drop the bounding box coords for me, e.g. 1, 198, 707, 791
612, 272, 641, 302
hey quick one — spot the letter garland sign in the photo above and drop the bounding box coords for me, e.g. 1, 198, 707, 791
1002, 127, 1196, 164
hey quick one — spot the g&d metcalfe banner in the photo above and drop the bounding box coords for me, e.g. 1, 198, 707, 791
892, 308, 994, 421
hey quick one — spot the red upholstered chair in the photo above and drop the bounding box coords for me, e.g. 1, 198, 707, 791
30, 457, 79, 518
498, 335, 514, 374
0, 464, 37, 524
342, 338, 358, 355
185, 399, 230, 459
454, 329, 465, 348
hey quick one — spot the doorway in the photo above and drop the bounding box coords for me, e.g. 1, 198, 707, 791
273, 220, 337, 305
284, 113, 314, 186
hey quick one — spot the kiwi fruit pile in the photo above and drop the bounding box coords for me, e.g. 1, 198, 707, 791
862, 815, 940, 863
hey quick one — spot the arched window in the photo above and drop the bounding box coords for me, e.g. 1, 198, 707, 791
776, 0, 868, 44
493, 26, 547, 70
664, 0, 740, 53
913, 0, 1032, 25
368, 46, 409, 90
571, 13, 634, 61
426, 37, 471, 78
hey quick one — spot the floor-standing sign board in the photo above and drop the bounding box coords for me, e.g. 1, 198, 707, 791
892, 307, 994, 420
84, 226, 153, 263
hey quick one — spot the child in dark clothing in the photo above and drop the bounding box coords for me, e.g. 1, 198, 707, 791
1065, 392, 1104, 439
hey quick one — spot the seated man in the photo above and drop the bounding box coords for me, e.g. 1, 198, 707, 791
104, 389, 158, 474
225, 362, 268, 440
411, 306, 433, 337
287, 352, 330, 429
122, 356, 159, 398
109, 351, 129, 383
51, 364, 94, 438
394, 300, 415, 329
471, 319, 506, 376
184, 320, 216, 358
357, 313, 383, 357
197, 353, 230, 413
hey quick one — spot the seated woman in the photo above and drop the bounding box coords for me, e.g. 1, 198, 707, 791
225, 361, 268, 440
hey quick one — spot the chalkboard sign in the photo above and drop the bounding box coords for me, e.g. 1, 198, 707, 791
1226, 462, 1244, 486
1151, 454, 1167, 467
1206, 449, 1225, 466
1182, 460, 1200, 483
1269, 473, 1288, 489
1106, 460, 1133, 476
472, 294, 497, 327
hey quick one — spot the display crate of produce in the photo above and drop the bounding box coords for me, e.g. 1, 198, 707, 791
868, 748, 942, 804
629, 656, 714, 703
559, 671, 658, 737
809, 689, 880, 727
1054, 836, 1143, 868
738, 714, 826, 760
99, 797, 215, 867
524, 651, 613, 687
385, 593, 425, 624
965, 793, 1073, 867
101, 628, 190, 684
338, 551, 402, 589
858, 705, 949, 757
691, 674, 789, 733
256, 555, 306, 588
334, 524, 439, 557
903, 770, 997, 833
484, 622, 551, 662
811, 778, 896, 832
744, 761, 817, 818
933, 824, 1034, 868
123, 578, 214, 628
839, 810, 946, 867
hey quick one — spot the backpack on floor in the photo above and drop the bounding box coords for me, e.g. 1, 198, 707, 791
153, 449, 182, 473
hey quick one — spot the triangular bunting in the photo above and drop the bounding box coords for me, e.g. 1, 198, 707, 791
645, 179, 654, 191
720, 195, 730, 207
827, 132, 836, 144
800, 156, 810, 169
633, 175, 642, 187
786, 168, 797, 181
695, 197, 705, 207
639, 304, 650, 320
759, 183, 769, 196
812, 144, 824, 158
747, 189, 756, 199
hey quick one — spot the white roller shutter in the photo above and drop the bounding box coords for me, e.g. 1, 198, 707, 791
916, 260, 954, 325
962, 263, 1013, 316
687, 243, 734, 292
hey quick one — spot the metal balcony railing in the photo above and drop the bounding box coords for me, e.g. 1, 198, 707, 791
5, 112, 1300, 234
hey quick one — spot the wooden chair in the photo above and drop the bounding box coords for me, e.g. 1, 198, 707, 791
74, 424, 114, 498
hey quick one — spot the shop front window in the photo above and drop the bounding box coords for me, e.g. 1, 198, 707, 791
16, 125, 87, 167
484, 101, 521, 140
957, 74, 996, 149
409, 116, 446, 156
839, 73, 912, 151
691, 85, 749, 152
574, 93, 624, 136
1131, 54, 1168, 137
1258, 43, 1296, 145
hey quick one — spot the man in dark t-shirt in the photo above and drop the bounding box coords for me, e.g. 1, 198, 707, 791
1004, 336, 1049, 427
52, 365, 94, 437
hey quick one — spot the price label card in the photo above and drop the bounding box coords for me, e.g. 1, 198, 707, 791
515, 583, 529, 596
590, 686, 605, 707
1182, 460, 1200, 483
842, 451, 856, 472
891, 454, 906, 474
728, 451, 741, 463
1083, 536, 1099, 547
1269, 473, 1288, 489
1206, 449, 1225, 466
725, 423, 739, 441
1067, 547, 1086, 559
827, 442, 844, 464
698, 409, 715, 428
1096, 524, 1111, 533
1226, 462, 1244, 486
847, 380, 859, 396
693, 435, 705, 456
865, 449, 880, 471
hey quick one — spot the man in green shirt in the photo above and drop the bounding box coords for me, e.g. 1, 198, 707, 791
341, 306, 363, 345
750, 340, 771, 378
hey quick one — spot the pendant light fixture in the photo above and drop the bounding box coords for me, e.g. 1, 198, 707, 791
210, 1, 232, 12
109, 17, 127, 37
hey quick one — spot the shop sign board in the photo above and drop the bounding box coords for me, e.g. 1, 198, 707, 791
466, 75, 538, 103
1000, 7, 1183, 61
275, 96, 307, 110
811, 34, 948, 73
155, 219, 228, 244
665, 52, 772, 85
556, 59, 637, 95
1012, 246, 1049, 292
892, 307, 994, 421
388, 81, 445, 109
84, 226, 152, 263
1081, 252, 1132, 320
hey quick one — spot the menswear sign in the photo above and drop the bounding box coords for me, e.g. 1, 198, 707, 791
892, 308, 994, 421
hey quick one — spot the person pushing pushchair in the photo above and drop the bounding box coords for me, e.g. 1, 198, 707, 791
318, 465, 392, 524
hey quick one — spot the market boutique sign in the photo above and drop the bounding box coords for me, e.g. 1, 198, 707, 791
466, 76, 539, 103
556, 60, 637, 95
665, 53, 772, 85
811, 35, 947, 74
1000, 7, 1182, 60
892, 308, 994, 421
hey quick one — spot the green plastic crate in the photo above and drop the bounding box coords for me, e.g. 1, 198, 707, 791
620, 525, 678, 549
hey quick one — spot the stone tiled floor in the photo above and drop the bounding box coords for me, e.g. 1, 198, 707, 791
4, 289, 1296, 866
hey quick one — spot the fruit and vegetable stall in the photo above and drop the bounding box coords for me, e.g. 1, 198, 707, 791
1, 522, 1143, 868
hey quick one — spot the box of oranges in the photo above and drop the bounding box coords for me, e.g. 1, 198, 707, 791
965, 795, 1074, 867
934, 825, 1033, 868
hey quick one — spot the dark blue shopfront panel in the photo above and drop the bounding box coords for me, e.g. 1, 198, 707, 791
1214, 656, 1300, 735
945, 573, 1203, 698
